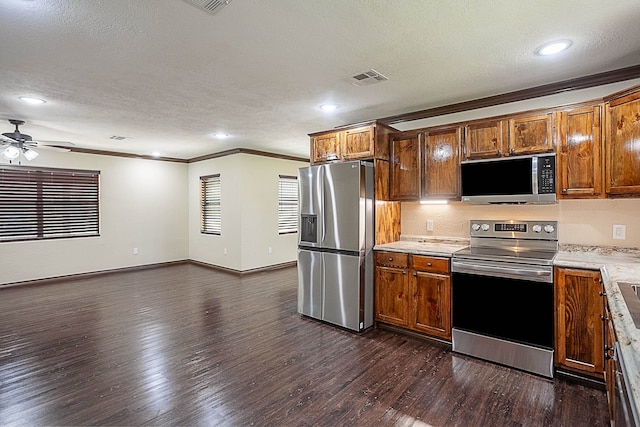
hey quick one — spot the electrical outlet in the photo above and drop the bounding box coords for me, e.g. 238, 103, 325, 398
268, 247, 272, 254
613, 224, 626, 240
426, 220, 434, 232
133, 247, 138, 255
224, 248, 228, 255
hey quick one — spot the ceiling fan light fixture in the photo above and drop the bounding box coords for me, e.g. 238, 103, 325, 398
19, 96, 47, 105
536, 40, 572, 56
2, 145, 21, 160
212, 132, 229, 139
23, 148, 39, 161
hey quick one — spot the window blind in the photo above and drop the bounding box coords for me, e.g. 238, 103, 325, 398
0, 166, 100, 242
278, 175, 298, 234
200, 174, 221, 235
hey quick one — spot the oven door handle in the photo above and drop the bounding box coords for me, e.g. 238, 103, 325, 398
452, 261, 552, 279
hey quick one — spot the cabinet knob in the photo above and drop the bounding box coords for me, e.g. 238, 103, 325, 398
427, 262, 432, 266
389, 257, 393, 261
561, 188, 567, 194
402, 270, 407, 275
509, 147, 515, 154
599, 291, 606, 297
413, 272, 417, 276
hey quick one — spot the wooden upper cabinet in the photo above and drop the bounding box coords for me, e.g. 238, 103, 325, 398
605, 87, 640, 195
557, 105, 604, 199
389, 132, 421, 200
309, 122, 395, 165
508, 113, 555, 155
422, 127, 461, 199
463, 119, 506, 159
343, 126, 374, 160
311, 132, 341, 163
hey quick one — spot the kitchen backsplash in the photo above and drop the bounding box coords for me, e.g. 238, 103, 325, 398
401, 198, 640, 248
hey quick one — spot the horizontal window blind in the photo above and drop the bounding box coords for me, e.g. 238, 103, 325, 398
0, 166, 100, 242
200, 174, 221, 235
278, 175, 298, 234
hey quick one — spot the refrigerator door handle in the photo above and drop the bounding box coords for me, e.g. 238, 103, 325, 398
320, 165, 326, 244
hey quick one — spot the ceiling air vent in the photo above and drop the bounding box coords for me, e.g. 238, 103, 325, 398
350, 69, 389, 87
182, 0, 235, 15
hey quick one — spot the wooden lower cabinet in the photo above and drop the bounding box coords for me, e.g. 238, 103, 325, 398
554, 267, 604, 379
413, 269, 451, 338
375, 251, 451, 340
375, 265, 410, 327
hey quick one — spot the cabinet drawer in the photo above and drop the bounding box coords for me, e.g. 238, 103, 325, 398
375, 251, 409, 268
411, 255, 449, 274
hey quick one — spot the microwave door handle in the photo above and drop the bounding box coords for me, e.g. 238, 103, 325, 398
531, 156, 539, 195
454, 261, 551, 278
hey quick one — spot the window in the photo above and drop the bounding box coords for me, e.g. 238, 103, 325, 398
200, 174, 221, 235
278, 175, 298, 234
0, 166, 100, 242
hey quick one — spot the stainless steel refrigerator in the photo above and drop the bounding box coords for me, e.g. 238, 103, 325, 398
297, 160, 374, 332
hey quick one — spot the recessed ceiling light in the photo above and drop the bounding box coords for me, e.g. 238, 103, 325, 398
19, 96, 46, 105
151, 151, 162, 157
212, 133, 230, 139
536, 40, 572, 56
320, 104, 338, 112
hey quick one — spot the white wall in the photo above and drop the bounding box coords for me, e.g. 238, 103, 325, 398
188, 153, 308, 271
0, 149, 189, 285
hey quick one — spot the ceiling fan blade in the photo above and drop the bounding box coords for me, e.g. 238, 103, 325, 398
1, 134, 19, 144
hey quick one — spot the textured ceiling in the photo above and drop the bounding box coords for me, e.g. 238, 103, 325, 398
1, 0, 640, 160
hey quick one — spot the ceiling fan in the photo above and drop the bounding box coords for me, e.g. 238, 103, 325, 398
1, 119, 74, 163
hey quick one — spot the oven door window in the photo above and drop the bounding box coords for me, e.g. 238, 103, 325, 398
452, 272, 554, 349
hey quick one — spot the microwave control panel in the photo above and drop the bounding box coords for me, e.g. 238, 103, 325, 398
537, 156, 555, 194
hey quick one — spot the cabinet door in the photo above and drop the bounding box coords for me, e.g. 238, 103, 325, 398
557, 106, 604, 198
412, 271, 451, 339
555, 268, 604, 378
375, 266, 410, 327
606, 93, 640, 195
312, 132, 341, 163
343, 126, 374, 160
422, 127, 461, 199
464, 119, 506, 159
508, 113, 554, 155
389, 132, 421, 200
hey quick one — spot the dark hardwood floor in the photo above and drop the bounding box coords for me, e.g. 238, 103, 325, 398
0, 264, 608, 426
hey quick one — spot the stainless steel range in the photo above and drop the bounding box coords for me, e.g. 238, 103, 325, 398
451, 219, 558, 378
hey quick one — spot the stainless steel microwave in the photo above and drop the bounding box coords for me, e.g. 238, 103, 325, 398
460, 153, 556, 204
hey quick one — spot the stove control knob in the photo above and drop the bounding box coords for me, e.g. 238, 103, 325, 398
544, 224, 555, 233
532, 224, 542, 233
471, 223, 481, 232
481, 223, 490, 232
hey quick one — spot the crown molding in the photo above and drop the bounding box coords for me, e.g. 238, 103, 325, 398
377, 64, 640, 125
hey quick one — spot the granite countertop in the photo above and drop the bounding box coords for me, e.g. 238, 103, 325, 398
373, 235, 470, 257
375, 237, 640, 417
